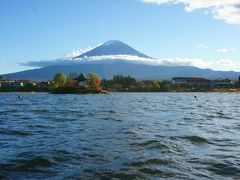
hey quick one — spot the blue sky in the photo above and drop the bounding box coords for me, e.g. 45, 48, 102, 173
0, 0, 240, 74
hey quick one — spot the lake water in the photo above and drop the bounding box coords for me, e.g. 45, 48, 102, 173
0, 92, 240, 179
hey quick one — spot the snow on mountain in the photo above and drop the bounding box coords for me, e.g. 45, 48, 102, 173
73, 40, 151, 59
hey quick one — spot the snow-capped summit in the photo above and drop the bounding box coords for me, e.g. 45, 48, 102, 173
101, 40, 122, 46
74, 40, 151, 59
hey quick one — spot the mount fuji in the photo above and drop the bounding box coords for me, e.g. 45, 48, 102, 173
2, 40, 240, 81
74, 40, 151, 59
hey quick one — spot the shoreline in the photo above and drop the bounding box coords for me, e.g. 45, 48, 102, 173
1, 90, 240, 94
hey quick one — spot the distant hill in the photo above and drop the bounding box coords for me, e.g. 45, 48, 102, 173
3, 61, 239, 81
2, 40, 240, 81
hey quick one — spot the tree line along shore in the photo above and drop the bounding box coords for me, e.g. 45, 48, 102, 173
0, 73, 240, 93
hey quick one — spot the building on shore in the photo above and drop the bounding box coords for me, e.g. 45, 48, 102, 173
171, 77, 239, 90
0, 80, 23, 89
0, 79, 51, 92
172, 77, 211, 87
211, 78, 232, 88
0, 80, 15, 88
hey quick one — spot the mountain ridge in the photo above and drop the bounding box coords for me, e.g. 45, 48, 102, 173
3, 61, 239, 81
2, 40, 240, 81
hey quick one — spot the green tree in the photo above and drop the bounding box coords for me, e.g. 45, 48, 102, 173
53, 72, 67, 88
113, 75, 136, 88
152, 82, 160, 89
88, 72, 101, 89
159, 80, 170, 92
68, 72, 78, 80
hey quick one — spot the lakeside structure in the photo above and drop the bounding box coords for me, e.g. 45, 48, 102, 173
50, 72, 108, 94
172, 77, 211, 88
0, 79, 50, 92
170, 77, 239, 92
75, 73, 89, 87
0, 73, 240, 93
171, 77, 233, 88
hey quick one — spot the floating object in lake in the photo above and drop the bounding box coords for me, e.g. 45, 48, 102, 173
101, 90, 109, 94
18, 96, 22, 99
194, 95, 197, 98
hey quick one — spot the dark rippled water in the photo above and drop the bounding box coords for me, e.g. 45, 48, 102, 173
0, 92, 240, 179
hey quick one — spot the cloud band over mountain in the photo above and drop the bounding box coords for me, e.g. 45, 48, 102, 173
19, 40, 239, 72
21, 55, 238, 71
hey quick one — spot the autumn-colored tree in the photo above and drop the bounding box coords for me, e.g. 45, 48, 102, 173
52, 72, 67, 88
88, 73, 101, 89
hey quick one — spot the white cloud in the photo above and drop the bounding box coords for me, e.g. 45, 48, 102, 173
22, 55, 240, 71
213, 5, 240, 24
217, 48, 237, 53
157, 58, 215, 68
195, 44, 209, 49
64, 43, 103, 59
140, 0, 240, 24
159, 58, 239, 71
80, 55, 154, 63
24, 54, 239, 71
64, 49, 86, 59
215, 59, 239, 70
74, 55, 208, 67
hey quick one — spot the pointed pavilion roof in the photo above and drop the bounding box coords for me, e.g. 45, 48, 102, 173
75, 73, 88, 81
